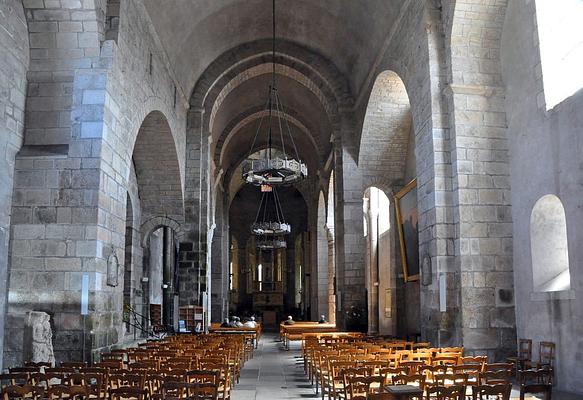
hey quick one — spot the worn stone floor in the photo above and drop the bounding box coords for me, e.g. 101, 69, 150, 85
231, 333, 316, 400
231, 333, 583, 400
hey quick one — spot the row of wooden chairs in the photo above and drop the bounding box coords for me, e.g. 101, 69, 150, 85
303, 336, 554, 400
1, 333, 253, 400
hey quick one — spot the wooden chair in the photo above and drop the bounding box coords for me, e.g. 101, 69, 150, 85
46, 385, 87, 400
432, 355, 458, 367
24, 362, 52, 369
198, 363, 230, 400
518, 369, 552, 400
60, 363, 86, 370
74, 373, 105, 400
188, 383, 219, 400
506, 339, 532, 374
400, 361, 425, 375
328, 361, 356, 400
0, 374, 28, 389
451, 365, 481, 386
185, 370, 220, 385
471, 384, 511, 400
2, 385, 44, 400
478, 370, 512, 386
109, 387, 147, 400
525, 342, 555, 377
433, 373, 468, 387
483, 363, 512, 373
412, 342, 431, 350
392, 374, 426, 390
459, 356, 486, 370
419, 365, 448, 386
426, 385, 466, 400
347, 375, 384, 400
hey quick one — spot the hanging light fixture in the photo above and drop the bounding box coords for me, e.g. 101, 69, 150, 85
252, 184, 289, 250
242, 0, 308, 186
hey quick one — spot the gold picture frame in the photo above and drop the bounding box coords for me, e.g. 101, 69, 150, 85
394, 178, 420, 282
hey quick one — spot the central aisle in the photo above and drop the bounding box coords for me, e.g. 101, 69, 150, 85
231, 333, 316, 400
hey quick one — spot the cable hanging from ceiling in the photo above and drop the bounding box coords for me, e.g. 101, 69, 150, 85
242, 0, 308, 186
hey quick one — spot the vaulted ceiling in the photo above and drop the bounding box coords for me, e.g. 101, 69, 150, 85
143, 0, 406, 192
143, 0, 405, 96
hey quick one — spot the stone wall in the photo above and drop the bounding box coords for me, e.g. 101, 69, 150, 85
4, 0, 186, 366
0, 0, 30, 371
501, 0, 583, 392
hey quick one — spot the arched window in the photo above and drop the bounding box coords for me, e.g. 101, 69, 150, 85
535, 0, 583, 109
530, 195, 571, 292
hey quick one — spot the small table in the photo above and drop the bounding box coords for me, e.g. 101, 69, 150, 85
385, 385, 423, 400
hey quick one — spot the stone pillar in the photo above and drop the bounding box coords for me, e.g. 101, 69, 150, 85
447, 84, 515, 358
162, 227, 174, 328
210, 189, 229, 322
333, 117, 367, 331
181, 108, 212, 308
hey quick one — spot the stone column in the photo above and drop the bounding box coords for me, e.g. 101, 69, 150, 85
180, 108, 212, 307
332, 117, 367, 331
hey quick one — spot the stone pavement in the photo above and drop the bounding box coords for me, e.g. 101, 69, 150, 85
231, 333, 317, 400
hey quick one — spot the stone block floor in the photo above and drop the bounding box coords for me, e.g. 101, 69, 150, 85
231, 333, 583, 400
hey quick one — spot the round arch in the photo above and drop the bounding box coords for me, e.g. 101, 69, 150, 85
358, 70, 413, 186
132, 111, 185, 223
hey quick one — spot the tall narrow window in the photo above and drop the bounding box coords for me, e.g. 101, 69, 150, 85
530, 194, 571, 292
535, 0, 583, 109
105, 0, 121, 42
257, 263, 263, 292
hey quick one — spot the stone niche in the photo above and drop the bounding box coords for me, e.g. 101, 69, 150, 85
23, 311, 55, 366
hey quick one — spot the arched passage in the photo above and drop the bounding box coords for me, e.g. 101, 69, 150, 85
363, 187, 394, 335
530, 195, 571, 292
228, 183, 308, 327
132, 111, 185, 223
358, 70, 414, 188
124, 111, 184, 333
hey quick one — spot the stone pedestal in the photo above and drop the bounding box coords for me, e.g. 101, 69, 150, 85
23, 311, 55, 366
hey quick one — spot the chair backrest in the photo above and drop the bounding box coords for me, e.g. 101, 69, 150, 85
459, 356, 486, 370
347, 375, 384, 400
433, 373, 468, 387
109, 387, 146, 400
399, 361, 425, 375
24, 362, 52, 369
484, 363, 513, 373
392, 373, 426, 389
478, 370, 512, 385
47, 385, 87, 400
60, 362, 86, 370
539, 342, 555, 366
426, 385, 466, 400
0, 374, 28, 389
518, 339, 533, 360
471, 384, 511, 400
185, 370, 219, 385
2, 384, 45, 400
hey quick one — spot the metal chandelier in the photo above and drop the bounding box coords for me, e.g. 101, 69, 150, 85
242, 0, 308, 186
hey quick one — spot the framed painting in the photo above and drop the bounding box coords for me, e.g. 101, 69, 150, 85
394, 178, 420, 282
